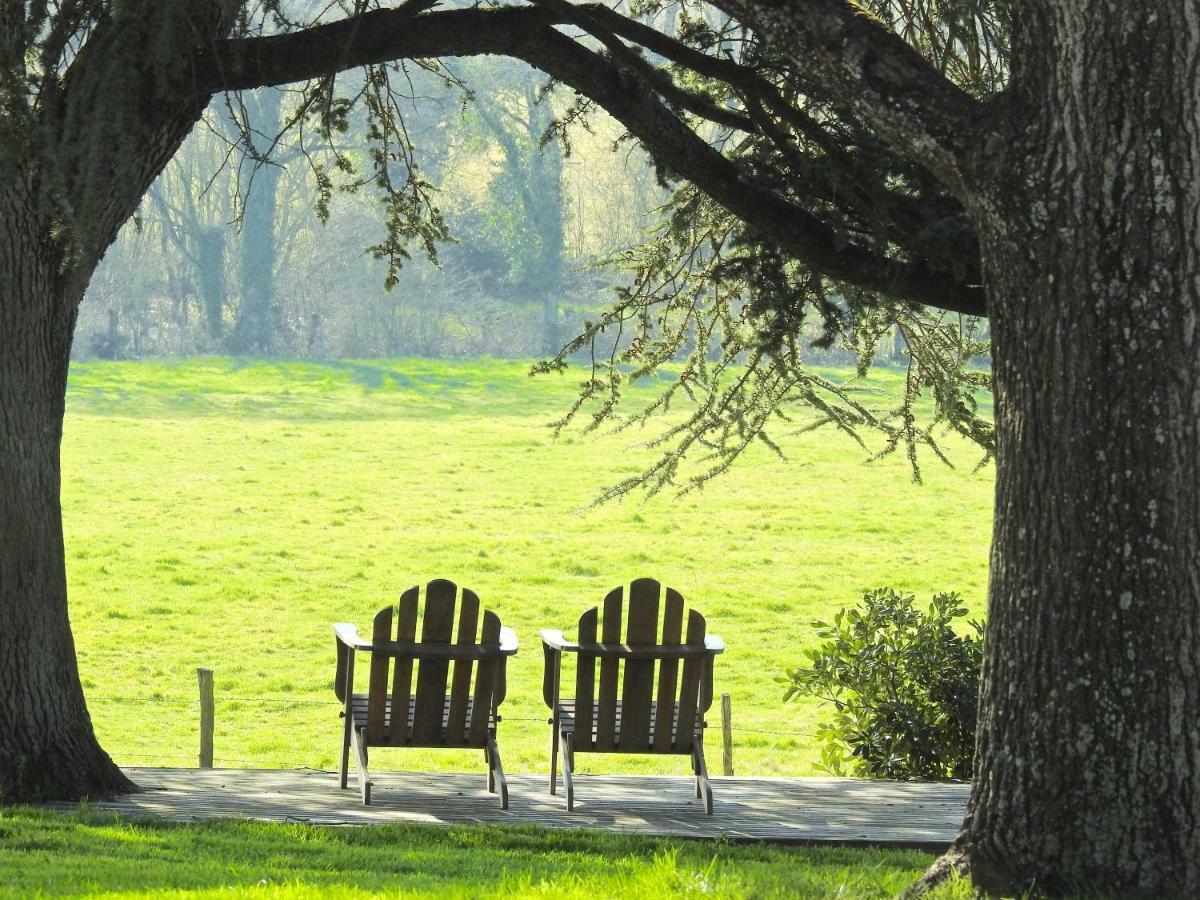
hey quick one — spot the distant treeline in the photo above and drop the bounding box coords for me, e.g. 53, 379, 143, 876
76, 60, 660, 362
75, 60, 928, 369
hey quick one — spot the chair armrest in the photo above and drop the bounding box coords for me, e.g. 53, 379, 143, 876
333, 623, 367, 705
540, 629, 573, 651
495, 628, 518, 708
705, 634, 725, 654
541, 630, 568, 709
333, 623, 371, 651
499, 627, 519, 654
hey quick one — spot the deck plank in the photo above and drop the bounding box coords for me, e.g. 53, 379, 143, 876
48, 768, 969, 849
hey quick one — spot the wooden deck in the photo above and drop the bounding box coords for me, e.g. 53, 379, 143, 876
56, 768, 970, 849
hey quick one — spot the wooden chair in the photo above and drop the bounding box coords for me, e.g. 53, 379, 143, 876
540, 578, 724, 813
333, 579, 518, 807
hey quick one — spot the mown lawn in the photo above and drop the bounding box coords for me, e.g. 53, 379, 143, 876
0, 807, 966, 898
63, 357, 993, 776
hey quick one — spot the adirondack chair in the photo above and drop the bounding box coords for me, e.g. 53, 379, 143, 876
333, 579, 518, 807
540, 578, 724, 813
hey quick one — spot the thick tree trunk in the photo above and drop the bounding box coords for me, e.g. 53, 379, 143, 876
0, 2, 238, 801
0, 185, 133, 801
935, 3, 1200, 894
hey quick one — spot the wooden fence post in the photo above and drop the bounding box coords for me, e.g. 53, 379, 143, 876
720, 693, 734, 776
196, 667, 214, 769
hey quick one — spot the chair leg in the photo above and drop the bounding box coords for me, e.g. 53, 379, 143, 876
349, 724, 372, 805
486, 744, 495, 794
693, 733, 713, 815
549, 714, 560, 795
487, 733, 509, 810
339, 714, 352, 790
559, 731, 575, 811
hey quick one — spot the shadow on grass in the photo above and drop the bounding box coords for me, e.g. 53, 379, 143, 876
66, 357, 572, 422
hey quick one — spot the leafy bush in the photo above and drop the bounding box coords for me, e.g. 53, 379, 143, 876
784, 588, 984, 780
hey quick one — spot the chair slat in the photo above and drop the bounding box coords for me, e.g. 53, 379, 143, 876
653, 587, 685, 751
412, 578, 457, 742
351, 696, 487, 747
594, 587, 624, 749
445, 587, 480, 744
385, 586, 420, 745
558, 700, 689, 752
673, 609, 707, 751
468, 610, 502, 744
572, 607, 599, 751
619, 578, 660, 750
366, 606, 394, 744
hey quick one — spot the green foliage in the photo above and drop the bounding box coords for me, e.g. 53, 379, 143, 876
784, 588, 984, 780
540, 187, 993, 500
543, 0, 1002, 499
296, 60, 452, 291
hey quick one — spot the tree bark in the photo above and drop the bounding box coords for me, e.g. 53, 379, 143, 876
0, 2, 236, 803
933, 2, 1200, 894
0, 178, 133, 801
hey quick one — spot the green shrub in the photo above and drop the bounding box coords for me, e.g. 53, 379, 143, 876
784, 588, 983, 780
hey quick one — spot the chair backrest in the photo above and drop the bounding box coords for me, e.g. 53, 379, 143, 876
570, 577, 714, 754
365, 579, 505, 749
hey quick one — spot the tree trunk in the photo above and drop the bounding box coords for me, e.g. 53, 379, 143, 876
196, 227, 227, 343
936, 3, 1200, 894
229, 87, 284, 355
524, 86, 565, 357
0, 187, 133, 801
0, 5, 232, 802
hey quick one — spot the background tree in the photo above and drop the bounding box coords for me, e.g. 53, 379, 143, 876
76, 56, 659, 360
225, 86, 287, 354
144, 116, 236, 348
467, 61, 568, 353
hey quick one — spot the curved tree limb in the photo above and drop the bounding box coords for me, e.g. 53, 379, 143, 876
530, 0, 981, 291
525, 0, 754, 131
193, 4, 985, 316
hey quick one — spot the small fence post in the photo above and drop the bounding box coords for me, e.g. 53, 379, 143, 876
196, 667, 214, 769
720, 693, 734, 776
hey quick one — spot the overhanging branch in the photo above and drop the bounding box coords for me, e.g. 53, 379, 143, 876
516, 28, 984, 315
715, 0, 983, 196
195, 4, 985, 317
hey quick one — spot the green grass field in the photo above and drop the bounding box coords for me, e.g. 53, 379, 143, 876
1, 807, 967, 898
63, 357, 993, 776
